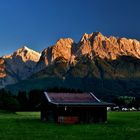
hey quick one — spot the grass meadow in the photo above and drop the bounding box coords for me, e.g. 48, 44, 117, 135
0, 111, 140, 140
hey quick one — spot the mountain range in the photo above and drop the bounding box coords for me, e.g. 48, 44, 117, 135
1, 32, 140, 97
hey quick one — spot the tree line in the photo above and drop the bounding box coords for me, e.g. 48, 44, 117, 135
113, 96, 140, 108
0, 89, 42, 112
0, 87, 83, 112
0, 87, 140, 112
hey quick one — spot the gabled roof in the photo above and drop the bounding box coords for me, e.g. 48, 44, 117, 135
44, 92, 114, 106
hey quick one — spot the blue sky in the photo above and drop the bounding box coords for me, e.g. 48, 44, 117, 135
0, 0, 140, 56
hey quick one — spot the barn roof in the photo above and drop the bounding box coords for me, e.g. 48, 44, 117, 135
44, 92, 114, 106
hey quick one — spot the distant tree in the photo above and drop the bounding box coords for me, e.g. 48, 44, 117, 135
0, 89, 20, 112
113, 97, 125, 107
5, 97, 20, 112
28, 90, 42, 110
131, 97, 140, 108
17, 91, 28, 111
113, 96, 135, 107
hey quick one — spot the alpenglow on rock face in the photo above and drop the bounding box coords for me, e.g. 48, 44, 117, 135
0, 58, 6, 78
1, 32, 140, 92
76, 32, 140, 59
0, 46, 41, 88
36, 38, 75, 71
37, 32, 140, 69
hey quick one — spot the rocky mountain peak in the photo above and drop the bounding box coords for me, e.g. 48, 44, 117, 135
36, 38, 75, 71
3, 46, 41, 62
0, 46, 41, 88
77, 32, 140, 60
1, 32, 140, 90
76, 32, 106, 56
37, 32, 140, 72
51, 38, 74, 62
80, 33, 93, 42
80, 32, 104, 42
56, 38, 74, 46
16, 46, 41, 62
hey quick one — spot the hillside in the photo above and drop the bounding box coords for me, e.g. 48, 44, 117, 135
1, 32, 140, 97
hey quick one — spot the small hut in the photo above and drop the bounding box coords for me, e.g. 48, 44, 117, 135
41, 92, 114, 124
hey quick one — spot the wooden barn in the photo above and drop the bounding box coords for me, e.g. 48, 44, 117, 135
41, 92, 114, 124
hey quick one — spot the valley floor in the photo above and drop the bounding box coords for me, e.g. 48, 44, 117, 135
0, 111, 140, 140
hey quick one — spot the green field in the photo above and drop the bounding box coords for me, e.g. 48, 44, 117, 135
0, 111, 140, 140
